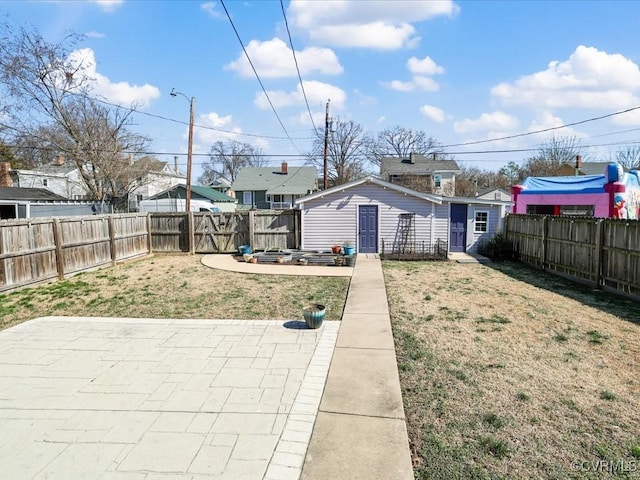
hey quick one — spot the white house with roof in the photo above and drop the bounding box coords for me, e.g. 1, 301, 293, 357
380, 153, 461, 196
295, 176, 511, 254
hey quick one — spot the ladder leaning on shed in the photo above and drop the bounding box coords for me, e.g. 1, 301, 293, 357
393, 213, 416, 253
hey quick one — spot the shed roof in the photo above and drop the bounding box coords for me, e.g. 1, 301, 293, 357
0, 186, 68, 201
232, 166, 318, 195
295, 176, 443, 204
296, 176, 513, 206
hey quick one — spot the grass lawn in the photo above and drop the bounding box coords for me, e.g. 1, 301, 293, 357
0, 254, 350, 330
384, 260, 640, 480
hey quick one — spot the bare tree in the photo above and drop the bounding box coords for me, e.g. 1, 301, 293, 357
199, 140, 266, 184
0, 22, 149, 201
615, 145, 640, 170
367, 126, 442, 167
309, 119, 370, 186
521, 136, 585, 178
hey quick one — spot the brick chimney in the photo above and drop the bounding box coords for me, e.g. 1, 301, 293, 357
575, 155, 582, 176
0, 162, 13, 187
409, 152, 415, 164
55, 155, 64, 166
281, 162, 288, 174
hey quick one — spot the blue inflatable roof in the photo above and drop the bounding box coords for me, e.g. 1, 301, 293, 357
520, 174, 606, 194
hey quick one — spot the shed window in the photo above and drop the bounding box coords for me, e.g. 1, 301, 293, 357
474, 211, 488, 232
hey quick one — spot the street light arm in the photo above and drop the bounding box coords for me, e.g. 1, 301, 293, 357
170, 87, 195, 214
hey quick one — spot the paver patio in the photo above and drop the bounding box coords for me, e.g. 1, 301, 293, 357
0, 316, 338, 479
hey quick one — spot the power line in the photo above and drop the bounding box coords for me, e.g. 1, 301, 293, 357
280, 0, 318, 133
219, 0, 303, 155
441, 105, 640, 148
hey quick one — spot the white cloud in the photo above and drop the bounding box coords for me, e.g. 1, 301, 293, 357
381, 75, 439, 92
85, 31, 106, 39
89, 0, 123, 12
193, 112, 242, 146
225, 38, 342, 79
611, 108, 640, 126
526, 111, 586, 139
288, 0, 459, 50
407, 56, 444, 75
454, 111, 519, 134
492, 45, 640, 110
382, 55, 443, 92
420, 105, 445, 123
66, 48, 160, 107
254, 80, 346, 111
201, 1, 224, 18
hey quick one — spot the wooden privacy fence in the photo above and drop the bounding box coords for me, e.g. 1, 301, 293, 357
149, 210, 300, 254
0, 210, 301, 293
505, 214, 640, 298
0, 214, 150, 293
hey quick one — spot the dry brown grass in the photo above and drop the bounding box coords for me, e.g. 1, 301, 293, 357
384, 260, 640, 480
0, 254, 349, 330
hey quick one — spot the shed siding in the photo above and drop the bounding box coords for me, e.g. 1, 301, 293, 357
468, 205, 502, 252
433, 204, 450, 246
300, 183, 439, 252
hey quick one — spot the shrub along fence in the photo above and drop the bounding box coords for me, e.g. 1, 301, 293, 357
505, 214, 640, 298
0, 210, 300, 293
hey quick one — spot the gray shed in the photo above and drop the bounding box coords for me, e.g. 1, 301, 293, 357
294, 176, 511, 254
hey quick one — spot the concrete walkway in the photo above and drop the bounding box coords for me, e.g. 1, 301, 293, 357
301, 254, 414, 480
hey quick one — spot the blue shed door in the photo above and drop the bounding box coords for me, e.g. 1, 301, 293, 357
358, 205, 378, 253
450, 204, 467, 252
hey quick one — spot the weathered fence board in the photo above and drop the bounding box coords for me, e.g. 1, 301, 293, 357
1, 209, 301, 292
505, 214, 640, 298
150, 210, 300, 254
0, 213, 150, 293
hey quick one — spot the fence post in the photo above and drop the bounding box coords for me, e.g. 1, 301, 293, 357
248, 210, 255, 249
594, 218, 603, 287
108, 215, 117, 266
146, 213, 152, 254
540, 216, 548, 270
188, 212, 195, 254
52, 218, 65, 280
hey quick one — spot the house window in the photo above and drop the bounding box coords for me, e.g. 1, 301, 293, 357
475, 211, 488, 232
43, 179, 48, 187
243, 191, 252, 205
433, 175, 441, 188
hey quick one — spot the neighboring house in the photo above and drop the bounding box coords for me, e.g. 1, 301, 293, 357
512, 163, 640, 219
380, 153, 460, 196
208, 178, 233, 196
232, 162, 318, 209
476, 187, 512, 202
557, 161, 616, 176
0, 186, 111, 220
294, 176, 511, 254
128, 156, 186, 211
7, 156, 89, 200
148, 183, 237, 212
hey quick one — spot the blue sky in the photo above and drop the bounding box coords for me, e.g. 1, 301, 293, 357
3, 0, 640, 181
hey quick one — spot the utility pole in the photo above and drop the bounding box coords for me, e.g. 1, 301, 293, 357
323, 99, 330, 190
171, 88, 195, 212
186, 96, 194, 213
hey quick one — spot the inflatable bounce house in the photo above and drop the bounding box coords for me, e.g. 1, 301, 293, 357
512, 163, 640, 219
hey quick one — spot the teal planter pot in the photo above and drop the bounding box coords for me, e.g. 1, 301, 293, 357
343, 245, 355, 256
303, 304, 326, 329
